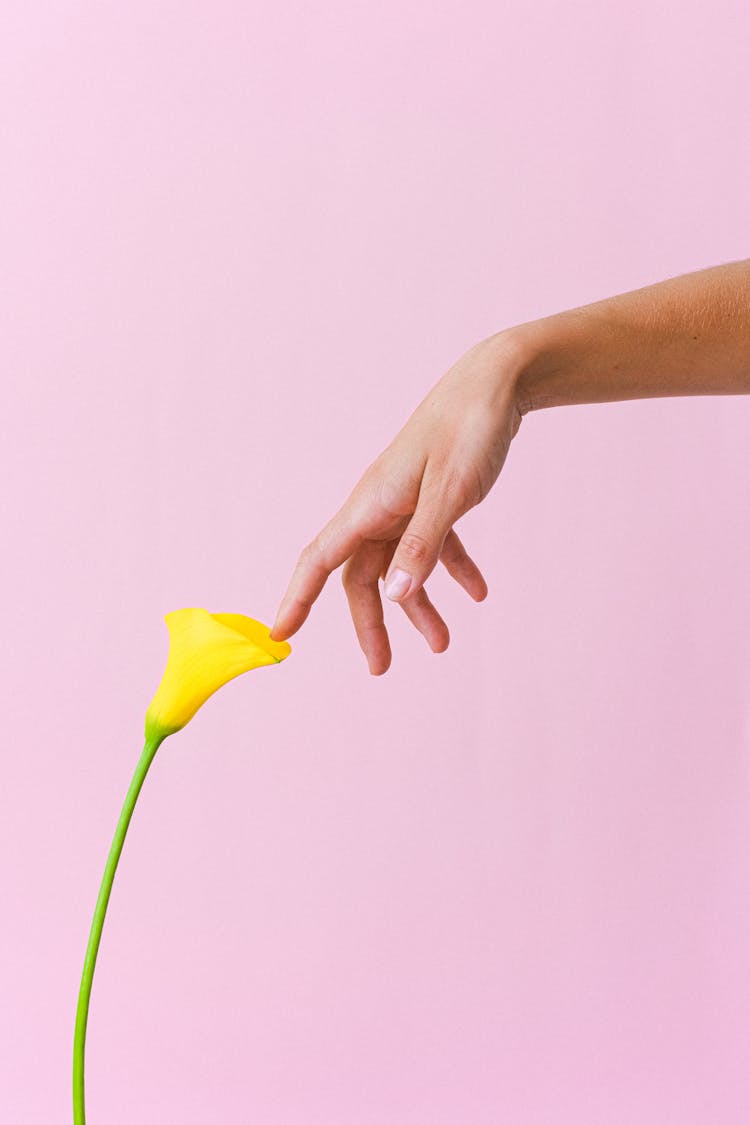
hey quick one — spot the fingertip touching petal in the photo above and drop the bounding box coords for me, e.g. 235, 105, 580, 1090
144, 608, 292, 742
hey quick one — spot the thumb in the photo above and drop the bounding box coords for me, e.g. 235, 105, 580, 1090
383, 477, 458, 602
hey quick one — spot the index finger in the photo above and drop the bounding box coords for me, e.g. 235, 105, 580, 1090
270, 507, 365, 641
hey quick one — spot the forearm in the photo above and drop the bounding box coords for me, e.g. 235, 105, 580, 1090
502, 258, 750, 413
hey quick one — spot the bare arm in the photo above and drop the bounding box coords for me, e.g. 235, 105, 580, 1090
271, 258, 750, 672
513, 258, 750, 411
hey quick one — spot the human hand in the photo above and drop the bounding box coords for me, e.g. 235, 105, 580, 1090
274, 259, 750, 671
270, 330, 528, 673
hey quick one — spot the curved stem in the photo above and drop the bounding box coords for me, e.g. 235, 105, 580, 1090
73, 736, 163, 1124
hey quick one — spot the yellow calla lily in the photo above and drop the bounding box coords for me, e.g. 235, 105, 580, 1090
74, 607, 291, 1125
145, 608, 291, 742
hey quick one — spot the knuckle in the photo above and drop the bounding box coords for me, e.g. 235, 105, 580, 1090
356, 456, 386, 499
341, 554, 369, 591
399, 532, 432, 563
299, 539, 320, 567
375, 472, 412, 520
341, 560, 355, 589
442, 463, 481, 510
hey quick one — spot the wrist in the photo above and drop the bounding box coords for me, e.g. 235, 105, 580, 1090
488, 310, 597, 414
483, 319, 562, 415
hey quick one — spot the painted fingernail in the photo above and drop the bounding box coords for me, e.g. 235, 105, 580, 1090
385, 568, 412, 601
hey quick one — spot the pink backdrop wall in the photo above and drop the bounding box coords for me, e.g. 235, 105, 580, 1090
2, 3, 749, 1122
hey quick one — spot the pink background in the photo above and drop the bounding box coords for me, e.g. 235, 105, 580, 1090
2, 3, 750, 1122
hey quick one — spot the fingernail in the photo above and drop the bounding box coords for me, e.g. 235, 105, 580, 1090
385, 568, 412, 601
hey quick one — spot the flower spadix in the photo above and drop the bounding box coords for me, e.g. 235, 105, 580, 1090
145, 608, 291, 742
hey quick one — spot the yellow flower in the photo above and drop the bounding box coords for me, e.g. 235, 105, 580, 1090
144, 608, 291, 742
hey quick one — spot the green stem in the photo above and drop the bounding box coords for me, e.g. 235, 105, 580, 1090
73, 735, 164, 1124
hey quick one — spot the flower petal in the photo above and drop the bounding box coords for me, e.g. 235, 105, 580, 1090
145, 608, 291, 742
209, 613, 291, 661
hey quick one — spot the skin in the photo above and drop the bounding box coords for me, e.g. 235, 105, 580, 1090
270, 258, 750, 674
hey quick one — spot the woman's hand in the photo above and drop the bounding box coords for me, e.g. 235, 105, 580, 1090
270, 258, 750, 672
270, 330, 528, 673
270, 260, 750, 672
